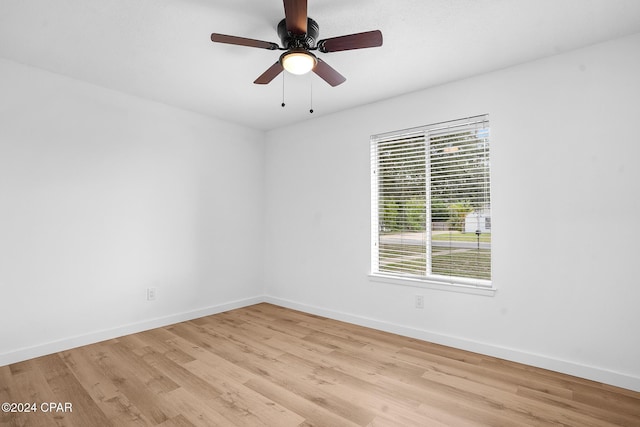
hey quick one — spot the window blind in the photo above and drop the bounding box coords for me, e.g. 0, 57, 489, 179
371, 115, 491, 287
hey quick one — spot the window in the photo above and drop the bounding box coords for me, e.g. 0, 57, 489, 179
370, 115, 492, 290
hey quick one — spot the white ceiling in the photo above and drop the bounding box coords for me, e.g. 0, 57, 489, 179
1, 0, 640, 130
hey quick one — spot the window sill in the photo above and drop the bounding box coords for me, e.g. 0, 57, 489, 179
368, 273, 497, 297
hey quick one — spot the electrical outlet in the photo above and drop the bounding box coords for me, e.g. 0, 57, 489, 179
147, 287, 157, 301
415, 295, 424, 309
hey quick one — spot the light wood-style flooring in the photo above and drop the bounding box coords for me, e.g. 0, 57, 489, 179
1, 303, 639, 426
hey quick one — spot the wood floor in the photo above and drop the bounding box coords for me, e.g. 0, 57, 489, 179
1, 303, 639, 426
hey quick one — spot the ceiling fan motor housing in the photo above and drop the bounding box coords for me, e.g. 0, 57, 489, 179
277, 18, 320, 49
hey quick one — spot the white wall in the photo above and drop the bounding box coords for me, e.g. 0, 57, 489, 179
264, 33, 640, 391
0, 59, 265, 364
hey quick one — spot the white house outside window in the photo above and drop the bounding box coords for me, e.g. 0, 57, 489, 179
370, 115, 492, 291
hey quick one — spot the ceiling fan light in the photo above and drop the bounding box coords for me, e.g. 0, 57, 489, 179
280, 50, 317, 75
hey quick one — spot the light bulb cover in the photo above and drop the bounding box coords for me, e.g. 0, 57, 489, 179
280, 50, 317, 75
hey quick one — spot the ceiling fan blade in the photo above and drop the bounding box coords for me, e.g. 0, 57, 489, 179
254, 62, 285, 84
318, 30, 383, 53
283, 0, 307, 35
211, 33, 279, 50
313, 58, 346, 87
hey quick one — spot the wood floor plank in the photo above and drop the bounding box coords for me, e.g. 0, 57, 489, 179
0, 366, 13, 426
376, 374, 521, 426
234, 346, 377, 425
107, 339, 181, 395
243, 376, 361, 427
81, 341, 178, 425
415, 401, 489, 427
219, 306, 316, 340
2, 302, 639, 427
183, 359, 305, 427
572, 382, 640, 418
155, 413, 197, 427
1, 359, 63, 427
34, 354, 113, 427
516, 385, 640, 427
173, 319, 377, 425
278, 352, 438, 426
61, 345, 151, 427
133, 328, 197, 366
158, 387, 240, 427
419, 367, 621, 427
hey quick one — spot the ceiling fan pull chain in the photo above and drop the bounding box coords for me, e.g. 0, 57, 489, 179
309, 76, 314, 114
281, 73, 286, 107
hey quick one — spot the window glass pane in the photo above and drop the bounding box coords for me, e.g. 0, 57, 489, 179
376, 135, 426, 276
429, 128, 491, 281
371, 115, 491, 286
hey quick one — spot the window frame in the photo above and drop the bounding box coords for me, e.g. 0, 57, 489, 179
369, 115, 495, 296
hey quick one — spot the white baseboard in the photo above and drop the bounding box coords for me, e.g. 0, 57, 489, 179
264, 296, 640, 393
3, 294, 639, 393
0, 296, 263, 367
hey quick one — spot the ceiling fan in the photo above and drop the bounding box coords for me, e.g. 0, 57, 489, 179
210, 0, 383, 87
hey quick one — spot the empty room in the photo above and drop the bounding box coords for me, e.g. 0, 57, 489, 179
1, 0, 640, 426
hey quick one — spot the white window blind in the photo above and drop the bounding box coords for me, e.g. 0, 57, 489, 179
371, 115, 491, 288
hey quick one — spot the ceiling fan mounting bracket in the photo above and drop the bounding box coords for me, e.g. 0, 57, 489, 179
277, 18, 319, 50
